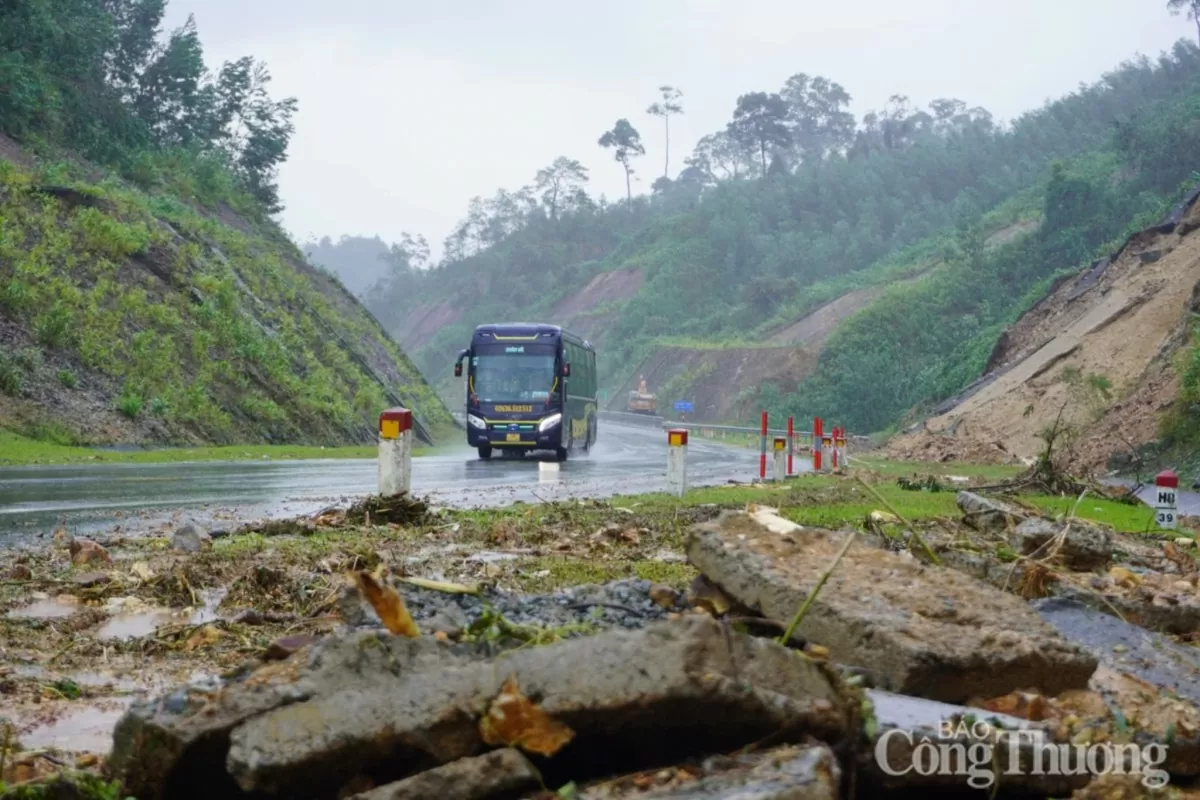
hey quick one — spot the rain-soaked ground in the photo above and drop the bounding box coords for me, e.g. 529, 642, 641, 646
0, 422, 771, 545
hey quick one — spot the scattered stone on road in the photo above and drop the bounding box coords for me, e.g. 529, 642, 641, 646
956, 490, 1026, 533
686, 509, 1098, 703
170, 523, 212, 553
1010, 517, 1112, 570
348, 748, 540, 800
67, 537, 110, 565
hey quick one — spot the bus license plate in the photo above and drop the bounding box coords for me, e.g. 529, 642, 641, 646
506, 433, 520, 442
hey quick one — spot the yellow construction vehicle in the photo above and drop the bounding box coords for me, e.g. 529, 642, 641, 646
625, 376, 657, 415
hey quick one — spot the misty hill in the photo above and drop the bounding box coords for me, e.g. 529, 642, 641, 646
0, 0, 452, 447
358, 38, 1200, 437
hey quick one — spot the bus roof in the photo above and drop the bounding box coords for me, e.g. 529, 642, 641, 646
472, 323, 592, 349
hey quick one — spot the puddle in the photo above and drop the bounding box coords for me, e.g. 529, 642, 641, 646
6, 595, 80, 620
17, 700, 133, 753
95, 587, 227, 641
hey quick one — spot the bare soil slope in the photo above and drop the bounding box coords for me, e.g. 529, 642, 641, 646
886, 193, 1200, 472
609, 346, 818, 421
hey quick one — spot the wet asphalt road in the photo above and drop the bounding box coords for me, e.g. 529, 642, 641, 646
0, 422, 770, 546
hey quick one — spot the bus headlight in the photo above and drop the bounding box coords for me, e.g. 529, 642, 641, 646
467, 414, 487, 430
538, 413, 562, 432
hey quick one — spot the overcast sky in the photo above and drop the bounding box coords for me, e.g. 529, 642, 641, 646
164, 1, 1192, 258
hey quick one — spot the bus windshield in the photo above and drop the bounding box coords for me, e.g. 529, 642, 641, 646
472, 348, 556, 403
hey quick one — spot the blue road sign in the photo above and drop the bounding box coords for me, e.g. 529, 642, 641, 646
674, 400, 694, 413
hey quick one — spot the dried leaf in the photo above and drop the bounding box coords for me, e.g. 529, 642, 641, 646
353, 570, 419, 637
399, 576, 480, 595
1109, 566, 1141, 589
981, 691, 1050, 721
479, 676, 575, 757
184, 624, 223, 651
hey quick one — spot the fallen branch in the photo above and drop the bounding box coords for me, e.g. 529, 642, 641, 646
778, 530, 856, 646
399, 576, 480, 596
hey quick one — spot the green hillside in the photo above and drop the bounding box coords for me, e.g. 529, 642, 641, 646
0, 0, 452, 447
347, 38, 1200, 433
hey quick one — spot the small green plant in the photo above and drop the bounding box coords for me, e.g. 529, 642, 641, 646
117, 394, 143, 419
149, 396, 169, 415
0, 279, 31, 313
34, 300, 73, 348
0, 355, 20, 396
14, 346, 42, 371
58, 368, 78, 388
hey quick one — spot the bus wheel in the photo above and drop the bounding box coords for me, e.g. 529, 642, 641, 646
477, 445, 492, 460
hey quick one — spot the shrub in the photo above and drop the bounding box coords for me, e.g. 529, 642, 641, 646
117, 394, 143, 418
0, 355, 21, 395
35, 301, 73, 348
149, 397, 169, 416
58, 368, 78, 388
15, 346, 42, 371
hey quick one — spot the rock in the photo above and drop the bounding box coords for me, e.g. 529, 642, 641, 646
1010, 517, 1112, 570
648, 583, 679, 609
424, 603, 469, 638
68, 538, 110, 566
109, 633, 475, 800
263, 635, 319, 662
581, 743, 840, 799
956, 491, 1025, 532
347, 748, 539, 800
687, 510, 1097, 703
108, 615, 852, 799
171, 523, 212, 553
9, 564, 32, 580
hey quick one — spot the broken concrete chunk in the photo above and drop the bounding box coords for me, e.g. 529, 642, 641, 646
1010, 517, 1112, 570
582, 743, 840, 799
108, 633, 479, 800
956, 491, 1025, 532
348, 748, 540, 800
687, 510, 1097, 703
224, 615, 853, 797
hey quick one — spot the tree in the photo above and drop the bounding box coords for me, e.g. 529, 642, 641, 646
727, 92, 791, 176
686, 131, 747, 181
646, 85, 683, 178
534, 156, 589, 220
598, 118, 645, 205
1169, 0, 1200, 44
778, 73, 855, 160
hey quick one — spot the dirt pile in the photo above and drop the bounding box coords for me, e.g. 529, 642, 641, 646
885, 190, 1200, 474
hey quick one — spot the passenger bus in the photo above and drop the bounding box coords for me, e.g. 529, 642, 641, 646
454, 323, 597, 461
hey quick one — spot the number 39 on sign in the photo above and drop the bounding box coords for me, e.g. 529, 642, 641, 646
1157, 508, 1178, 529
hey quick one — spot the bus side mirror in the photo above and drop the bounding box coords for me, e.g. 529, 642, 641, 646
562, 363, 571, 377
454, 363, 462, 377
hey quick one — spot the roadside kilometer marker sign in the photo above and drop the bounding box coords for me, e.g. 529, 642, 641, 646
1155, 469, 1179, 530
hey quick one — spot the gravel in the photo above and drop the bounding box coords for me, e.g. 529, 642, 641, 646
368, 579, 688, 638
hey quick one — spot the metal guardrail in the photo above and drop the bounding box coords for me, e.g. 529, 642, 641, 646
597, 410, 665, 428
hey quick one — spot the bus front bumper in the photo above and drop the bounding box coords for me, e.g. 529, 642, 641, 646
467, 418, 561, 449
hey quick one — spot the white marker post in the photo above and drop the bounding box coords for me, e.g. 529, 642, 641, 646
378, 407, 413, 497
1155, 469, 1179, 530
667, 428, 689, 498
773, 437, 787, 482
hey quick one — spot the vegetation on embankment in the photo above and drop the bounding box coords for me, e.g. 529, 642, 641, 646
0, 0, 453, 449
0, 431, 434, 466
324, 37, 1200, 423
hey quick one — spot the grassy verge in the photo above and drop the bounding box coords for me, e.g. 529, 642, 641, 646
0, 431, 429, 466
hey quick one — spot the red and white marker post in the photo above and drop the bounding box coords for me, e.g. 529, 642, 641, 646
378, 407, 413, 496
1155, 469, 1179, 530
786, 416, 795, 477
667, 428, 689, 497
812, 417, 824, 472
759, 411, 768, 481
